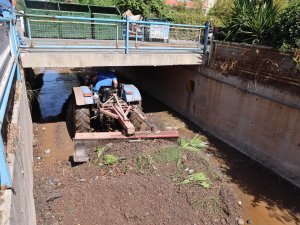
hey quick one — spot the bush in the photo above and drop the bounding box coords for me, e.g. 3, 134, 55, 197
222, 0, 279, 45
116, 0, 166, 17
166, 9, 207, 25
208, 0, 233, 26
273, 0, 300, 48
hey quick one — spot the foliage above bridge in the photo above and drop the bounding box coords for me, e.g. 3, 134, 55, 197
220, 0, 299, 50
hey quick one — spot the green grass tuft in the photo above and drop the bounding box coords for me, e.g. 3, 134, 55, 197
95, 147, 106, 158
103, 154, 119, 165
179, 134, 208, 152
181, 172, 210, 188
152, 147, 182, 165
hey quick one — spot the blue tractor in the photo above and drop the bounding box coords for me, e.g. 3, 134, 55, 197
72, 70, 146, 137
71, 70, 179, 162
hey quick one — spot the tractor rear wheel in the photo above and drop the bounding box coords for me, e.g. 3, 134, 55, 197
130, 105, 144, 131
73, 105, 90, 133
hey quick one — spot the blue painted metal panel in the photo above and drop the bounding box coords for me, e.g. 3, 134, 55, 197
26, 19, 32, 45
125, 16, 129, 54
122, 84, 142, 103
80, 86, 94, 105
0, 10, 21, 188
20, 45, 126, 49
0, 135, 11, 187
0, 62, 16, 188
20, 45, 202, 51
80, 86, 92, 95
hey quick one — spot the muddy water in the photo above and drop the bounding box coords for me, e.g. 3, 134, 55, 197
33, 69, 300, 225
37, 70, 79, 120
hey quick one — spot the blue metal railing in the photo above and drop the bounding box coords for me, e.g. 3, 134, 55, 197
0, 10, 21, 188
21, 14, 210, 54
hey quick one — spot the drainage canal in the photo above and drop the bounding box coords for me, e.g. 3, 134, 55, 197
27, 68, 300, 225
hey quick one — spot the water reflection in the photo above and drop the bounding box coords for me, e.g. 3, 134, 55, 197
38, 70, 79, 120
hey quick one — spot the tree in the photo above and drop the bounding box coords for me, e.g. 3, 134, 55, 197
192, 0, 204, 12
208, 0, 233, 24
73, 0, 117, 6
273, 0, 300, 48
116, 0, 166, 17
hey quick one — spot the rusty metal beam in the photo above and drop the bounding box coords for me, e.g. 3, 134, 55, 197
111, 105, 135, 135
74, 130, 179, 140
99, 108, 118, 119
73, 130, 179, 162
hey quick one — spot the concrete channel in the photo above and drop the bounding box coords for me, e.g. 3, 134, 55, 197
1, 63, 300, 224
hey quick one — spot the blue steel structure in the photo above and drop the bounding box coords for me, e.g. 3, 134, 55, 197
0, 8, 209, 189
0, 10, 22, 188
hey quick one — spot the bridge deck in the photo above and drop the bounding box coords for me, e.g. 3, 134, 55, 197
20, 38, 205, 68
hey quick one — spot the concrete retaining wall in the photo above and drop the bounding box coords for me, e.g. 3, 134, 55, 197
122, 65, 300, 187
0, 78, 36, 225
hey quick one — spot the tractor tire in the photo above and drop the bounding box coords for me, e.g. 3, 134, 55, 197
130, 106, 144, 131
73, 106, 90, 133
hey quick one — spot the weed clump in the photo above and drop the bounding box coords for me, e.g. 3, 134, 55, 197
181, 172, 210, 188
179, 134, 208, 152
103, 154, 119, 165
152, 147, 182, 164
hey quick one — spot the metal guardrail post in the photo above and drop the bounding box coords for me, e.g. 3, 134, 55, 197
116, 22, 119, 48
135, 26, 138, 48
203, 21, 210, 54
9, 20, 17, 59
26, 18, 32, 46
125, 16, 129, 54
197, 29, 201, 49
16, 63, 21, 80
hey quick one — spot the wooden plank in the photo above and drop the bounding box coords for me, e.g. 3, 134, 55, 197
73, 87, 85, 106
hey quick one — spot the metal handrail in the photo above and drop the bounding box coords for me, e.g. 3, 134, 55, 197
21, 13, 206, 29
20, 13, 210, 54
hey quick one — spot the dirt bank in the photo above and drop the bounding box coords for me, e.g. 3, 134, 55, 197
33, 112, 241, 225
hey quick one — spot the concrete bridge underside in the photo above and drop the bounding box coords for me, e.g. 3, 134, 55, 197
20, 51, 203, 68
20, 39, 204, 68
